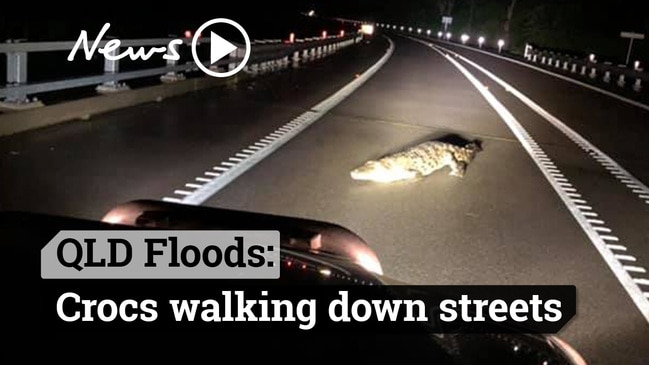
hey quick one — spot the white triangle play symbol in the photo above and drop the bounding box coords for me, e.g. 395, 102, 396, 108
210, 32, 238, 65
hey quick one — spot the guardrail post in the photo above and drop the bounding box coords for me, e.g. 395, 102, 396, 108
580, 65, 587, 76
589, 68, 597, 79
96, 45, 129, 94
633, 78, 642, 92
160, 41, 186, 83
541, 56, 546, 64
603, 71, 611, 83
0, 42, 44, 110
571, 64, 577, 73
617, 75, 625, 87
532, 54, 537, 62
228, 47, 246, 72
555, 59, 561, 68
292, 50, 300, 68
562, 61, 568, 70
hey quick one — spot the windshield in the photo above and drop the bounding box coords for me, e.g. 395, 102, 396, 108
1, 1, 647, 363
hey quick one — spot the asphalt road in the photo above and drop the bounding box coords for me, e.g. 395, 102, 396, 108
2, 34, 649, 364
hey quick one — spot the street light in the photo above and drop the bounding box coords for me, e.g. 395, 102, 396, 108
461, 34, 469, 44
498, 39, 505, 53
417, 28, 422, 34
634, 60, 641, 70
437, 31, 443, 38
478, 36, 485, 48
588, 53, 596, 62
426, 29, 431, 36
408, 27, 413, 32
445, 32, 452, 40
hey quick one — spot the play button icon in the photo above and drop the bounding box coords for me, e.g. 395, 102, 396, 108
191, 18, 251, 78
210, 32, 238, 65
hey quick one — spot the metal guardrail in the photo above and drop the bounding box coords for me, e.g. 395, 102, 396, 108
523, 48, 648, 91
0, 33, 363, 109
376, 22, 648, 94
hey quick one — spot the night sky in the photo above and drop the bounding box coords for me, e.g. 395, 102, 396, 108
0, 1, 648, 61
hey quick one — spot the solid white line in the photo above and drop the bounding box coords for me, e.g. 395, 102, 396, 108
606, 244, 627, 251
185, 183, 202, 189
195, 177, 212, 183
435, 44, 649, 207
615, 255, 637, 262
418, 39, 649, 323
213, 166, 229, 171
235, 153, 250, 158
173, 190, 192, 196
229, 157, 244, 162
431, 38, 649, 112
221, 162, 236, 167
204, 172, 221, 177
173, 36, 396, 205
600, 235, 620, 242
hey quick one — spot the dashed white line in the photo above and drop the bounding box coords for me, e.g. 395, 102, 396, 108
615, 255, 637, 262
624, 266, 648, 274
163, 36, 395, 205
593, 226, 612, 233
416, 38, 649, 323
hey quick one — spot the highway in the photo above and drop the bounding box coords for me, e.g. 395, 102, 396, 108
2, 33, 649, 364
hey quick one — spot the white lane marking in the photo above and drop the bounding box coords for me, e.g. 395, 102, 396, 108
165, 37, 396, 205
634, 278, 649, 286
587, 219, 605, 225
213, 166, 229, 171
615, 255, 637, 262
430, 37, 649, 112
417, 39, 649, 323
205, 172, 221, 177
434, 44, 649, 207
185, 183, 203, 189
162, 197, 183, 203
593, 226, 612, 233
625, 266, 648, 274
196, 177, 212, 183
173, 190, 192, 196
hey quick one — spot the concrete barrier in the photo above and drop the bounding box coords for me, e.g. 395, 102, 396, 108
0, 74, 243, 137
